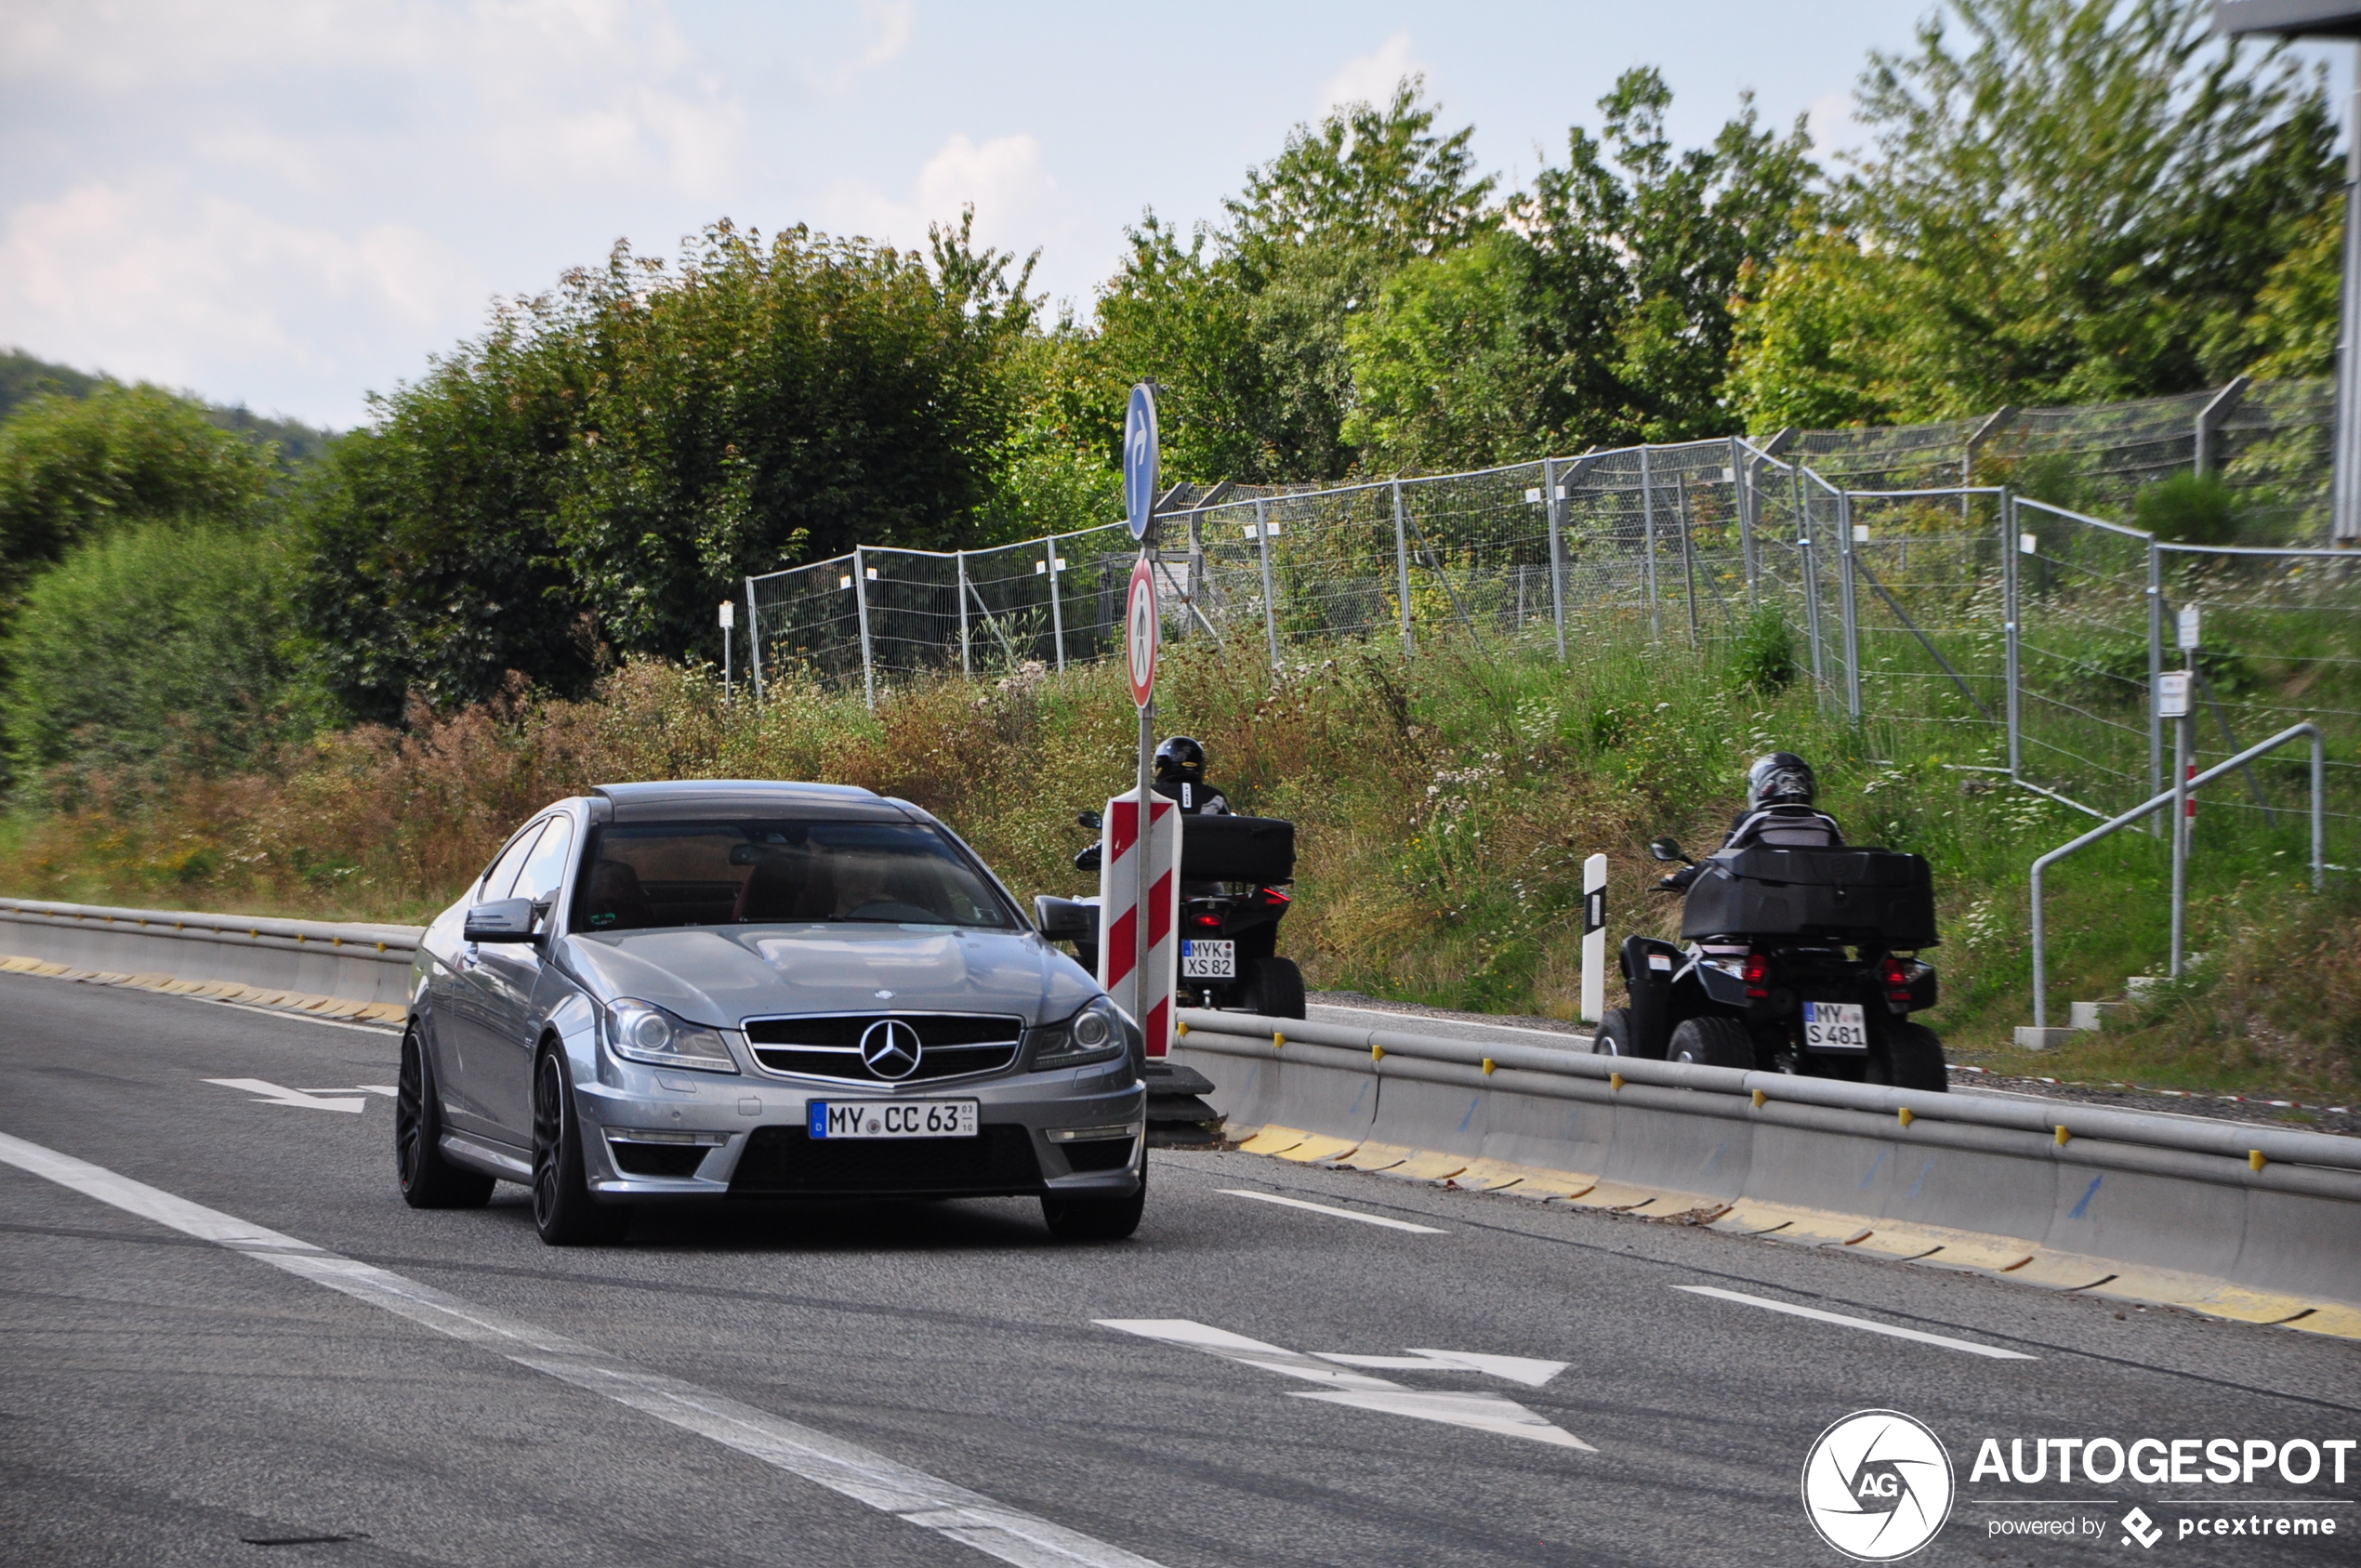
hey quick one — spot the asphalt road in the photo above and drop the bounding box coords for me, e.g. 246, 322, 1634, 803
5, 969, 2357, 1567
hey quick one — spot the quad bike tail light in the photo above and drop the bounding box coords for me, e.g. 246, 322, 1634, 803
1742, 951, 1770, 1000
1880, 956, 1914, 1006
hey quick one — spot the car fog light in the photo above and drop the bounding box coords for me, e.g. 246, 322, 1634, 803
1047, 1123, 1143, 1142
603, 1128, 730, 1146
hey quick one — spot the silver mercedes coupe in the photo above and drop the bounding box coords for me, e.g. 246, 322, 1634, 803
394, 781, 1145, 1244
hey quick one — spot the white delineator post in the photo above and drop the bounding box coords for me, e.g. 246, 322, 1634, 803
1580, 853, 1607, 1025
1098, 795, 1180, 1056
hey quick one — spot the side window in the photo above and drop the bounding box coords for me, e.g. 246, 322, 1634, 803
511, 815, 575, 907
479, 822, 547, 903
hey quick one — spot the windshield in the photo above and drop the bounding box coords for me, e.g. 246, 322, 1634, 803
574, 819, 1016, 932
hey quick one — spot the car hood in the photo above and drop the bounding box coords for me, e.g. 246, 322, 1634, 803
558, 923, 1098, 1029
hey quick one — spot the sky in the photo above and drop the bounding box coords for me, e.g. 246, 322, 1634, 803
1, 2, 2349, 429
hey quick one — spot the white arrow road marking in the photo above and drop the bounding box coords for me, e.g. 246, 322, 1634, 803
1673, 1285, 2037, 1361
1312, 1350, 1568, 1388
358, 1086, 398, 1097
203, 1078, 366, 1113
1096, 1319, 1594, 1451
0, 1131, 1168, 1568
1216, 1189, 1444, 1232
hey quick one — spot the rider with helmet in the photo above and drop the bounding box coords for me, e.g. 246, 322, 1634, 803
1660, 752, 1843, 889
1074, 736, 1230, 871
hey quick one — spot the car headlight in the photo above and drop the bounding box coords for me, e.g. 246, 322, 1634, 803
603, 998, 739, 1074
1033, 995, 1128, 1068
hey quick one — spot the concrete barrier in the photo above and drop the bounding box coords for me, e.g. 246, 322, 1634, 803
1176, 1008, 2361, 1336
0, 897, 421, 1013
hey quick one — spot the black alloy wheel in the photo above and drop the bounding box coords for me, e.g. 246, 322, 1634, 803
1041, 1157, 1146, 1241
1668, 1016, 1755, 1071
395, 1028, 493, 1209
532, 1048, 627, 1245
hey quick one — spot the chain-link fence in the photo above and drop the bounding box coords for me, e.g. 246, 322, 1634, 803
740, 374, 2361, 855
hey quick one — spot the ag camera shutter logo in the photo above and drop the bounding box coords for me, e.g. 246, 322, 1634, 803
1801, 1409, 1955, 1561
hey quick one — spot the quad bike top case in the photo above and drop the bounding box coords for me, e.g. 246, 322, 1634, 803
1179, 815, 1295, 884
1678, 844, 1937, 949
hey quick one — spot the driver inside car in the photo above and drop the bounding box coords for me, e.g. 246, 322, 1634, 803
1660, 751, 1845, 891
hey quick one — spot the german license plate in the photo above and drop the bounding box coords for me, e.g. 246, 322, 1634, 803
1802, 1001, 1869, 1054
1181, 939, 1235, 979
808, 1100, 977, 1139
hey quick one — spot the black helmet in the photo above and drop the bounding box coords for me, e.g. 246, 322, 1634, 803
1154, 735, 1207, 786
1747, 752, 1817, 810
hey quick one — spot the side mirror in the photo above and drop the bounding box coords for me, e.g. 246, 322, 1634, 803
463, 896, 540, 942
1035, 895, 1097, 943
1075, 810, 1103, 831
1649, 837, 1695, 865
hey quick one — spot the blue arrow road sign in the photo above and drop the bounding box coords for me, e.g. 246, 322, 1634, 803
1125, 384, 1159, 539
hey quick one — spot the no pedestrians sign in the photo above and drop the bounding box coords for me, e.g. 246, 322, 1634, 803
1127, 553, 1157, 709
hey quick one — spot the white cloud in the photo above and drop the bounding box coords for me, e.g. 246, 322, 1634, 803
1319, 31, 1421, 116
1806, 87, 1863, 158
822, 132, 1075, 262
0, 175, 476, 415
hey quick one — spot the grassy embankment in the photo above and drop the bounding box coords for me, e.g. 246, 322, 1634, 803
1, 629, 2354, 1106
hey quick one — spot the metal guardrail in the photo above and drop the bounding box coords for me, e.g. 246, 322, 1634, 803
0, 897, 423, 1008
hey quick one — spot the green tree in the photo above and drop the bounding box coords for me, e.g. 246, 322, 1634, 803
3, 519, 310, 783
300, 217, 1036, 717
1731, 0, 2337, 428
0, 384, 276, 601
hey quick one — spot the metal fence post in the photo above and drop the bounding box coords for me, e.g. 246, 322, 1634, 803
2146, 540, 2164, 811
2002, 492, 2021, 780
1640, 446, 1661, 641
1392, 481, 1415, 656
1836, 488, 1862, 720
956, 550, 972, 678
1798, 474, 1827, 699
1046, 533, 1066, 673
1255, 497, 1281, 671
1187, 512, 1206, 642
851, 547, 877, 710
745, 576, 764, 702
1544, 456, 1567, 662
1731, 435, 1760, 608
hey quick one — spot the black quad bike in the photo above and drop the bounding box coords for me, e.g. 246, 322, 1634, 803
1061, 811, 1307, 1020
1593, 836, 1947, 1091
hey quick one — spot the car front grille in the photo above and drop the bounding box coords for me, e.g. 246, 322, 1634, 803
742, 1012, 1025, 1085
728, 1125, 1044, 1196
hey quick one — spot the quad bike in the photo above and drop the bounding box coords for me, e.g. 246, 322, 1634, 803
1592, 836, 1948, 1092
1062, 811, 1306, 1020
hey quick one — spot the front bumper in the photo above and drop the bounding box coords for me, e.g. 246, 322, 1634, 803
574, 1052, 1145, 1201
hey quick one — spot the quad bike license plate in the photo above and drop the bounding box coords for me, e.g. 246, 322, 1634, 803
1802, 1000, 1869, 1054
1181, 939, 1235, 979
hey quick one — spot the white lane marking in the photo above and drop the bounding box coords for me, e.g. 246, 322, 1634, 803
1312, 1350, 1566, 1388
204, 1078, 366, 1113
1096, 1319, 1593, 1450
1216, 1189, 1444, 1232
359, 1086, 398, 1097
1673, 1285, 2038, 1361
0, 1131, 1167, 1568
1307, 1001, 1592, 1044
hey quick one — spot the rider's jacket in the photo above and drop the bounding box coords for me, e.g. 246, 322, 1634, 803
1073, 780, 1231, 872
1663, 804, 1846, 889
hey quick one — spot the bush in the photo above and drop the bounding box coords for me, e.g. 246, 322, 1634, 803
2133, 471, 2239, 545
2, 520, 316, 785
1728, 605, 1798, 692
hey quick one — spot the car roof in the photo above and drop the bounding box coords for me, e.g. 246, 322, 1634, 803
591, 780, 900, 823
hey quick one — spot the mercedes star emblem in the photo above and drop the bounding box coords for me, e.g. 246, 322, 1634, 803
859, 1018, 922, 1080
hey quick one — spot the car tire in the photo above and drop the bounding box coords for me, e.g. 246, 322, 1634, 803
1871, 1021, 1949, 1093
1668, 1016, 1755, 1071
1593, 1007, 1639, 1057
532, 1048, 628, 1246
1042, 1157, 1146, 1241
395, 1025, 494, 1209
1240, 955, 1306, 1019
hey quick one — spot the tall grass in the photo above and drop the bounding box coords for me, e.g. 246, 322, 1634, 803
2, 630, 2354, 1100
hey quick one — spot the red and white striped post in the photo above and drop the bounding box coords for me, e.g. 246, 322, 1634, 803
1097, 794, 1180, 1055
